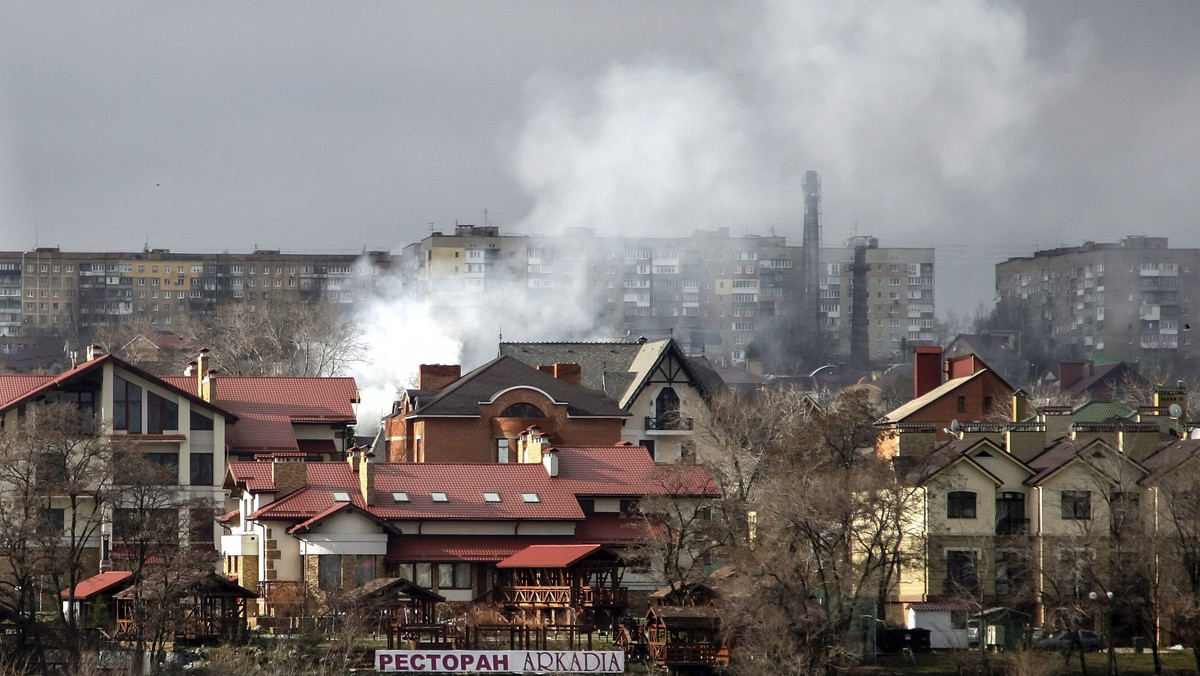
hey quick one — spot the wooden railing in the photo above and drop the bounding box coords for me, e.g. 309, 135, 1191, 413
498, 586, 628, 609
648, 642, 728, 666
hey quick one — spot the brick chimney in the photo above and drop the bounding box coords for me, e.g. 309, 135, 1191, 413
946, 354, 986, 380
539, 363, 582, 388
913, 346, 943, 399
1058, 361, 1086, 390
358, 454, 376, 506
201, 370, 217, 402
418, 364, 461, 391
272, 461, 307, 496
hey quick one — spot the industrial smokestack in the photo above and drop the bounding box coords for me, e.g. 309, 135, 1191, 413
800, 170, 822, 359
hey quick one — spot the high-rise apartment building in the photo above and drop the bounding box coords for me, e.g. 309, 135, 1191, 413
994, 236, 1200, 363
398, 225, 935, 369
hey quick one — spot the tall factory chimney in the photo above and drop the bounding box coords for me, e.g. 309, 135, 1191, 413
801, 171, 822, 356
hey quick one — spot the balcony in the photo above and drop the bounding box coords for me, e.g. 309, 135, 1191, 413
645, 416, 694, 432
497, 585, 627, 609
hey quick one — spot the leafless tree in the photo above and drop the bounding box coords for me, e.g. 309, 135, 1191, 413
180, 298, 365, 377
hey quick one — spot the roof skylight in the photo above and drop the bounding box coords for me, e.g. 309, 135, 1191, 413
332, 491, 351, 503
483, 492, 501, 503
431, 491, 449, 502
521, 492, 540, 503
393, 492, 410, 503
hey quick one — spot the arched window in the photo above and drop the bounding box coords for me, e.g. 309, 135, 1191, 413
947, 491, 977, 519
499, 403, 545, 418
655, 387, 680, 425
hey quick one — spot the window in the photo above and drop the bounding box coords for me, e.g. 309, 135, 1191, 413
42, 508, 65, 535
415, 562, 433, 588
496, 437, 509, 464
190, 411, 214, 430
995, 492, 1026, 535
113, 376, 142, 432
620, 499, 639, 514
578, 499, 595, 515
947, 491, 977, 519
1061, 490, 1092, 519
393, 492, 410, 503
438, 562, 472, 589
332, 491, 351, 502
189, 453, 214, 486
143, 453, 179, 484
356, 555, 376, 586
946, 550, 978, 593
521, 492, 540, 503
956, 396, 966, 413
318, 554, 342, 589
499, 403, 544, 418
430, 492, 448, 502
983, 396, 994, 413
146, 392, 179, 434
482, 492, 501, 503
189, 507, 214, 547
640, 439, 656, 460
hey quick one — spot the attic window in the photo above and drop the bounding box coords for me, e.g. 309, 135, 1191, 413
974, 450, 993, 458
332, 491, 351, 503
521, 492, 540, 503
431, 492, 449, 503
393, 492, 410, 503
483, 492, 502, 503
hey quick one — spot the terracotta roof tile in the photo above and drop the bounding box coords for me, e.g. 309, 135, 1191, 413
552, 446, 718, 497
60, 571, 133, 600
496, 544, 610, 568
371, 463, 583, 520
226, 461, 277, 492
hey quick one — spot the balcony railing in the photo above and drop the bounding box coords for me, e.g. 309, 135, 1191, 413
497, 585, 628, 609
644, 416, 693, 431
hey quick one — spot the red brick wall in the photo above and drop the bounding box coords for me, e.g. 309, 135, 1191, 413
903, 370, 1013, 440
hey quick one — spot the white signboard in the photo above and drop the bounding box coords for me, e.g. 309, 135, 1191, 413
375, 650, 625, 673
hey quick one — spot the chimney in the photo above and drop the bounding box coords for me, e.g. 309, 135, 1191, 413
544, 363, 582, 388
1058, 361, 1086, 390
86, 344, 105, 362
358, 454, 376, 506
184, 360, 197, 377
272, 461, 307, 496
946, 354, 985, 380
201, 370, 217, 402
913, 346, 943, 399
1012, 389, 1030, 422
196, 348, 210, 396
542, 447, 559, 477
418, 364, 461, 391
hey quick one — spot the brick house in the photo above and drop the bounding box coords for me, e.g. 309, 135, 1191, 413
382, 356, 629, 464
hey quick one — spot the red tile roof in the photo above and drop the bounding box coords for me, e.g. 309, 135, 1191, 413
496, 544, 612, 568
0, 375, 53, 408
386, 535, 578, 563
60, 571, 133, 600
370, 463, 584, 520
163, 375, 357, 452
225, 461, 277, 492
552, 446, 718, 497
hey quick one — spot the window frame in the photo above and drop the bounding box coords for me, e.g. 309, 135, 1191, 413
947, 491, 977, 519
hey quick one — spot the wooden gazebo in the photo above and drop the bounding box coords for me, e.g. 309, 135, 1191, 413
113, 572, 258, 643
342, 577, 445, 649
645, 606, 728, 671
494, 544, 626, 626
59, 571, 134, 634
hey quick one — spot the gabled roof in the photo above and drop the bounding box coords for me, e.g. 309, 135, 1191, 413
1071, 400, 1135, 423
918, 438, 1023, 487
60, 571, 134, 600
406, 356, 627, 419
0, 354, 234, 420
499, 339, 726, 409
878, 370, 993, 425
1139, 438, 1200, 484
163, 375, 357, 452
1064, 362, 1140, 399
1024, 437, 1148, 486
495, 544, 616, 568
344, 577, 444, 603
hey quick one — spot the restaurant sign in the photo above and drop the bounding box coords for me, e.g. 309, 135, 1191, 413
376, 650, 625, 673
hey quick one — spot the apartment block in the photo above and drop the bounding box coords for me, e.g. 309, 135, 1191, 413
398, 225, 934, 369
995, 236, 1200, 363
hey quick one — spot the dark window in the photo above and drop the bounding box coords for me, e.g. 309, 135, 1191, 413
357, 555, 377, 586
145, 453, 179, 484
189, 453, 214, 486
983, 396, 994, 413
995, 550, 1027, 595
640, 439, 656, 459
1062, 490, 1092, 519
499, 403, 544, 418
578, 499, 595, 515
318, 554, 342, 590
946, 550, 978, 593
188, 507, 214, 547
190, 411, 214, 430
42, 508, 65, 535
681, 439, 697, 463
146, 392, 179, 434
113, 376, 142, 432
947, 491, 977, 519
995, 492, 1026, 534
655, 387, 681, 426
956, 396, 966, 413
620, 499, 639, 514
112, 507, 178, 544
1110, 491, 1140, 535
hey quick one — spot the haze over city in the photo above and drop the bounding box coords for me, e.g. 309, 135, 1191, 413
1, 1, 1199, 316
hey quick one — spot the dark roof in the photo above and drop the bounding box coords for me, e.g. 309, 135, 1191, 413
1140, 438, 1200, 483
407, 355, 627, 419
344, 577, 444, 603
499, 338, 726, 407
1064, 362, 1141, 399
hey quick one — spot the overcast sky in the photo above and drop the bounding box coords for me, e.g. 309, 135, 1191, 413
1, 1, 1198, 316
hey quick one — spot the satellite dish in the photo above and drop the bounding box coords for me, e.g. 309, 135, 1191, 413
1192, 428, 1200, 440
950, 419, 962, 434
1170, 403, 1184, 419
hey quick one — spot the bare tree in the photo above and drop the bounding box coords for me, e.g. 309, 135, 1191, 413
181, 298, 365, 377
629, 465, 721, 604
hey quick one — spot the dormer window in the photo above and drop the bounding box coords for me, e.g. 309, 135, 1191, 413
393, 492, 410, 503
332, 491, 351, 503
521, 492, 540, 503
431, 492, 448, 503
483, 492, 501, 503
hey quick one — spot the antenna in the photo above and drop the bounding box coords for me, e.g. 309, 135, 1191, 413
1169, 403, 1184, 419
950, 419, 962, 434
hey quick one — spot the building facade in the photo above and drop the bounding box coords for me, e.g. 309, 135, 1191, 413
994, 236, 1200, 364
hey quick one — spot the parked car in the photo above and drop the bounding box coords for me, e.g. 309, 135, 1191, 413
1036, 630, 1104, 652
